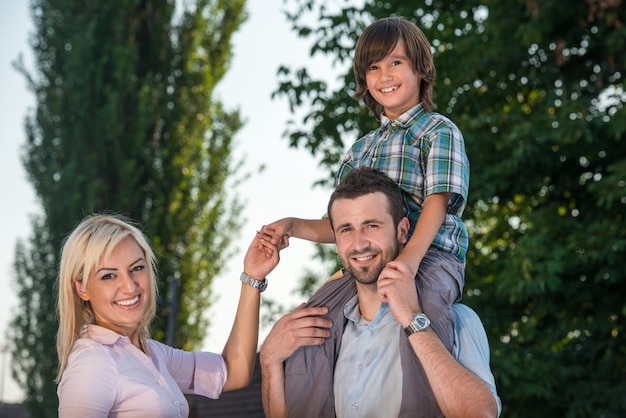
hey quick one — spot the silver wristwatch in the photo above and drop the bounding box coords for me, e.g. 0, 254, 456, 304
239, 272, 268, 292
404, 313, 430, 336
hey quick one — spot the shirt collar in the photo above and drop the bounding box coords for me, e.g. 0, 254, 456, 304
343, 294, 393, 326
380, 102, 425, 128
80, 324, 130, 346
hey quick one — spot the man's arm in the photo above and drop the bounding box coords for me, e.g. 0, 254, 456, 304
377, 260, 498, 418
260, 304, 331, 418
407, 327, 498, 418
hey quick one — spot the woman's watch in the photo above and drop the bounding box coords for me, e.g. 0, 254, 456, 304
404, 313, 430, 336
240, 272, 268, 292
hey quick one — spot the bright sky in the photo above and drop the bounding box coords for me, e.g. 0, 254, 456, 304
0, 1, 351, 403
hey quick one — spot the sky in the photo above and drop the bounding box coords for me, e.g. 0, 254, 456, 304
0, 1, 351, 403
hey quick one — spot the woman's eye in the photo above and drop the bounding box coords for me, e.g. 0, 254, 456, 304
131, 265, 145, 272
100, 273, 114, 281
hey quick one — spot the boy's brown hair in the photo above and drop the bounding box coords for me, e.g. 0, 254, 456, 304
354, 17, 436, 116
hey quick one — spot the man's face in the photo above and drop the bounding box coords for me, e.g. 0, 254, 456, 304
330, 192, 408, 285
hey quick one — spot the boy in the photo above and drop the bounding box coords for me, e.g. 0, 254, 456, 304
263, 17, 469, 352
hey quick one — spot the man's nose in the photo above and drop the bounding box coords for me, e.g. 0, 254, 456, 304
353, 230, 370, 249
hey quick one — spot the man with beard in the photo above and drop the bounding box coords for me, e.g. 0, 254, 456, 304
259, 167, 501, 418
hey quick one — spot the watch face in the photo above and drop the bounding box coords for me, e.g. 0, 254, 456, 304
415, 315, 427, 328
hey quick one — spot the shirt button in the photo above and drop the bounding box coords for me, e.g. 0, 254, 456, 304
174, 401, 180, 406
352, 403, 359, 409
358, 364, 363, 370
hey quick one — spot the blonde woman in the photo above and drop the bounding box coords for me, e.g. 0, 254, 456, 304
56, 214, 275, 417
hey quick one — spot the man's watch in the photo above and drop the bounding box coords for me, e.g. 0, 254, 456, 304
404, 313, 430, 336
239, 272, 268, 292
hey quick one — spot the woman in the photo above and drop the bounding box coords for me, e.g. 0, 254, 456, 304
56, 213, 275, 417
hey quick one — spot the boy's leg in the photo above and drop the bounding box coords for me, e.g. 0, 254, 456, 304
415, 250, 465, 353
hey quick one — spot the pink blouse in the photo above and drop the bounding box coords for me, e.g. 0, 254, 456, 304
58, 325, 227, 417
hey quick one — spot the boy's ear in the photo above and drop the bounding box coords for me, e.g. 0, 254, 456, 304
397, 217, 410, 245
73, 280, 89, 301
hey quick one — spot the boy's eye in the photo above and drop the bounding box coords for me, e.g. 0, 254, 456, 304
368, 64, 378, 71
391, 60, 401, 66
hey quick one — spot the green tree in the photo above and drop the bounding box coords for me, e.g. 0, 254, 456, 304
9, 0, 247, 416
273, 0, 626, 416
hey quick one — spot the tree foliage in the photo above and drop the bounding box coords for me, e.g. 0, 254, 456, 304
274, 0, 626, 415
9, 0, 247, 415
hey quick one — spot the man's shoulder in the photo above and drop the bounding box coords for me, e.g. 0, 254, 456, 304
306, 269, 356, 309
452, 303, 483, 329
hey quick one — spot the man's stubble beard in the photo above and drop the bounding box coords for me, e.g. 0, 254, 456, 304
341, 241, 400, 285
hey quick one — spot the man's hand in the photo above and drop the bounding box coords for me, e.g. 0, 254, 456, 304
260, 303, 332, 367
376, 260, 421, 328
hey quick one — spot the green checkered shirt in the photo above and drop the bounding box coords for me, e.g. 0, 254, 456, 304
337, 103, 470, 261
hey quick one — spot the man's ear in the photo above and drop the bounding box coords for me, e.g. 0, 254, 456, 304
73, 280, 89, 301
397, 217, 410, 244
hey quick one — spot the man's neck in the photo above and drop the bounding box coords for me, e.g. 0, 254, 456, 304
355, 282, 383, 322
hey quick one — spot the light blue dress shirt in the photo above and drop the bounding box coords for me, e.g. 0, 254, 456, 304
334, 297, 502, 417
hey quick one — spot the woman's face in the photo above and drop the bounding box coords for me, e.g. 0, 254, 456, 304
74, 237, 150, 344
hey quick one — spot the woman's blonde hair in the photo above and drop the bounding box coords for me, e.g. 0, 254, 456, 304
354, 17, 436, 116
55, 214, 158, 382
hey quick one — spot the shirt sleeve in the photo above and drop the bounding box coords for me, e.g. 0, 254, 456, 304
452, 304, 502, 417
148, 340, 227, 398
57, 342, 117, 418
423, 122, 469, 207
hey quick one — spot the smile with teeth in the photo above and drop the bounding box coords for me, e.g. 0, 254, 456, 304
114, 295, 139, 306
380, 85, 398, 93
354, 254, 375, 262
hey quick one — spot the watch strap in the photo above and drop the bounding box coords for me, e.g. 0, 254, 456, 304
240, 272, 268, 292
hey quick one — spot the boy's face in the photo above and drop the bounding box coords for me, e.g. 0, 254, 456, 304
365, 40, 420, 119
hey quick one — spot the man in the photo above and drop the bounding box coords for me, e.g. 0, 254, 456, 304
259, 167, 501, 417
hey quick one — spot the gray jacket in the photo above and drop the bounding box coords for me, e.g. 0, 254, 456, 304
283, 270, 445, 418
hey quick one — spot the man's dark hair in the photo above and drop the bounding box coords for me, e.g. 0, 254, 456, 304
327, 167, 405, 229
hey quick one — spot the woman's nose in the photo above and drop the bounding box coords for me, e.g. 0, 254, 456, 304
120, 272, 138, 291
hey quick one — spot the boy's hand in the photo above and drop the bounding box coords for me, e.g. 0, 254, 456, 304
261, 218, 295, 248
